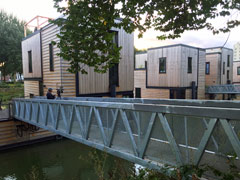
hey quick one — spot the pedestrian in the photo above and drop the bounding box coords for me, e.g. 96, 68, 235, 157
46, 88, 55, 99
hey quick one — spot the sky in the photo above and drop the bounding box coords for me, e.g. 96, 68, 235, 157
1, 0, 240, 50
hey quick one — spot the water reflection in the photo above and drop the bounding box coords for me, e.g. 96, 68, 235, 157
0, 139, 130, 180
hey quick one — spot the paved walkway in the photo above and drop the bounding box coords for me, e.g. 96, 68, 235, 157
0, 109, 9, 120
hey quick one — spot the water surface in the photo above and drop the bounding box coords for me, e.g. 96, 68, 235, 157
0, 139, 128, 180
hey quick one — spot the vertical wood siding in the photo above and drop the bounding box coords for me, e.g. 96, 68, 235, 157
24, 22, 134, 97
205, 54, 221, 86
135, 53, 147, 69
221, 48, 233, 84
205, 48, 233, 86
78, 26, 134, 95
22, 32, 42, 78
147, 46, 181, 87
180, 46, 199, 87
233, 61, 240, 84
147, 45, 205, 89
197, 50, 206, 99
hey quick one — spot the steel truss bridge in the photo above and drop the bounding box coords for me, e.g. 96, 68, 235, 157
12, 97, 240, 173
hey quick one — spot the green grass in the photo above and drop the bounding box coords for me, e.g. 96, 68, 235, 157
0, 82, 24, 105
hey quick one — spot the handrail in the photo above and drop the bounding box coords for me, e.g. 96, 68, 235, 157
13, 98, 240, 119
206, 84, 240, 94
33, 96, 240, 108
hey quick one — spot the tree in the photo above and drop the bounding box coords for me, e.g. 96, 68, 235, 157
53, 0, 240, 74
0, 10, 25, 81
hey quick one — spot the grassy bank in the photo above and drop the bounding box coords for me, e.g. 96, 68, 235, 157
0, 82, 24, 105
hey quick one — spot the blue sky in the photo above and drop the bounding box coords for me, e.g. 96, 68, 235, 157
1, 0, 239, 50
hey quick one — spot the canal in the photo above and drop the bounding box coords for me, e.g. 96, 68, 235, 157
0, 139, 131, 180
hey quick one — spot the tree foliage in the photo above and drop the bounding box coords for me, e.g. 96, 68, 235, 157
0, 10, 25, 81
53, 0, 240, 73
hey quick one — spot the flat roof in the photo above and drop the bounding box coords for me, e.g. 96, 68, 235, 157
136, 51, 147, 55
148, 43, 206, 51
22, 29, 40, 41
205, 46, 233, 51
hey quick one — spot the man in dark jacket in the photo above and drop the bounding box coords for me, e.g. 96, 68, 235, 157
46, 88, 55, 99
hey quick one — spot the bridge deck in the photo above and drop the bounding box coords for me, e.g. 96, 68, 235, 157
12, 98, 240, 172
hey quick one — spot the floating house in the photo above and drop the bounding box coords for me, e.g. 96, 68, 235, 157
134, 44, 206, 99
205, 47, 234, 100
22, 20, 134, 98
205, 47, 233, 86
233, 61, 240, 84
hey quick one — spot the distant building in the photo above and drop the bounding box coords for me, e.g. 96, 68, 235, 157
134, 44, 206, 99
205, 47, 233, 86
233, 42, 240, 84
135, 52, 147, 69
233, 42, 240, 61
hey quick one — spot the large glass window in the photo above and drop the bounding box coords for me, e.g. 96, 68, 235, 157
28, 51, 32, 73
205, 62, 210, 75
159, 57, 166, 73
188, 57, 192, 73
49, 44, 54, 71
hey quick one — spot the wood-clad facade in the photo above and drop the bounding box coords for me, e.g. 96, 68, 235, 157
22, 21, 134, 98
77, 26, 134, 96
0, 120, 55, 149
233, 61, 240, 84
135, 52, 147, 69
205, 47, 233, 86
22, 31, 43, 97
134, 44, 206, 99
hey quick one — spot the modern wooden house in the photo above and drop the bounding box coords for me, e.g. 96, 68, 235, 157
134, 44, 206, 99
233, 61, 240, 84
22, 20, 134, 98
205, 47, 233, 86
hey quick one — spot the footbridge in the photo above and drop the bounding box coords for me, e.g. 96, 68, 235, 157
12, 97, 240, 172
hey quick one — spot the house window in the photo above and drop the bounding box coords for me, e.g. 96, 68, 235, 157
205, 62, 210, 75
49, 44, 54, 71
28, 51, 32, 73
227, 55, 230, 67
159, 57, 166, 73
135, 88, 141, 98
188, 57, 192, 73
223, 62, 225, 75
227, 70, 230, 80
237, 67, 240, 75
109, 31, 119, 87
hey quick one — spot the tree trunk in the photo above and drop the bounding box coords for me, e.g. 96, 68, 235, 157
3, 67, 6, 82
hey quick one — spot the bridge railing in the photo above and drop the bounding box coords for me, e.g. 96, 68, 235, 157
206, 84, 240, 94
12, 98, 240, 171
